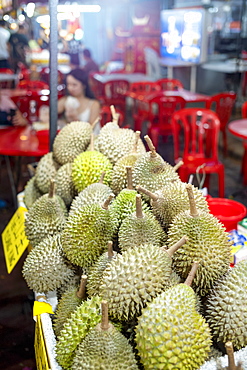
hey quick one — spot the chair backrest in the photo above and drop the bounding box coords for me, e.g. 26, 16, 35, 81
11, 94, 50, 124
103, 79, 130, 101
100, 105, 124, 127
17, 80, 49, 89
129, 81, 161, 96
148, 95, 186, 133
242, 101, 247, 118
144, 47, 161, 80
172, 108, 221, 163
205, 92, 236, 130
156, 78, 183, 91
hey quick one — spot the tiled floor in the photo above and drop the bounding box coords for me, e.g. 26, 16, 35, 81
0, 108, 246, 370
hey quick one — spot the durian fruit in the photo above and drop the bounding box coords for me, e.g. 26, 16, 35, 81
22, 234, 75, 293
23, 176, 42, 209
53, 121, 92, 165
135, 261, 212, 370
72, 301, 139, 370
55, 162, 76, 207
35, 152, 60, 194
99, 236, 188, 321
118, 194, 167, 252
111, 131, 142, 195
137, 181, 209, 232
216, 342, 244, 370
167, 184, 232, 296
205, 260, 247, 350
24, 180, 68, 247
71, 146, 113, 193
62, 194, 116, 269
94, 120, 146, 165
87, 241, 118, 297
69, 172, 113, 216
53, 275, 87, 337
55, 295, 102, 370
132, 135, 181, 200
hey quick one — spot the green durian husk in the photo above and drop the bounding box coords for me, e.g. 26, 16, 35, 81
23, 176, 42, 209
55, 162, 76, 207
111, 153, 141, 195
34, 152, 60, 194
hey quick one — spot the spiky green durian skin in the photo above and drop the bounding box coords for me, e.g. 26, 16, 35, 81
87, 251, 118, 297
111, 153, 140, 195
53, 286, 83, 337
132, 152, 180, 200
62, 203, 115, 268
22, 234, 74, 293
72, 151, 113, 193
99, 244, 172, 321
55, 296, 102, 370
69, 182, 112, 216
24, 193, 68, 247
118, 212, 167, 252
53, 121, 92, 165
205, 260, 247, 350
151, 182, 209, 231
23, 176, 42, 209
94, 124, 146, 165
55, 162, 76, 207
72, 323, 139, 370
135, 284, 212, 370
167, 210, 232, 296
34, 152, 60, 194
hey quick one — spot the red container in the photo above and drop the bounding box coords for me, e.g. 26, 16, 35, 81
206, 197, 247, 231
36, 129, 49, 148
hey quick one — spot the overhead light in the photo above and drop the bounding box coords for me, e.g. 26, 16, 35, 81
57, 4, 101, 13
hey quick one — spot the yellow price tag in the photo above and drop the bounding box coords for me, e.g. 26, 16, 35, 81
1, 206, 29, 273
33, 301, 54, 318
34, 315, 51, 370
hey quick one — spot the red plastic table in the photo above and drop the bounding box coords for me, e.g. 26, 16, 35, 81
228, 119, 247, 184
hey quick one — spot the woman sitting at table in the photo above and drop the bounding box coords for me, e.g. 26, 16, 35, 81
0, 88, 28, 126
58, 68, 100, 133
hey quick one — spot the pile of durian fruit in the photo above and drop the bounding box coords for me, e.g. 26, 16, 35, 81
21, 112, 247, 370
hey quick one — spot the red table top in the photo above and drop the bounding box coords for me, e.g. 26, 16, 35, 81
126, 89, 210, 104
2, 88, 49, 98
228, 119, 247, 140
0, 126, 49, 157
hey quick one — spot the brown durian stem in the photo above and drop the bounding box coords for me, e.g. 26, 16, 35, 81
108, 241, 114, 258
144, 135, 157, 158
76, 275, 87, 299
48, 179, 56, 198
110, 105, 116, 119
136, 194, 144, 218
90, 133, 94, 151
101, 300, 110, 330
166, 235, 188, 257
173, 160, 184, 172
27, 164, 36, 177
36, 294, 47, 302
186, 184, 199, 217
126, 166, 133, 190
134, 131, 141, 153
184, 261, 199, 287
99, 171, 106, 183
225, 342, 236, 370
102, 193, 115, 210
236, 362, 244, 370
92, 117, 100, 129
136, 185, 159, 202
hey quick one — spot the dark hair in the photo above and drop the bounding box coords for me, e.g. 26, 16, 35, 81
66, 68, 95, 99
83, 49, 91, 58
0, 20, 6, 27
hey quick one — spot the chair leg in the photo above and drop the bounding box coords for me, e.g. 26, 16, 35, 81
242, 145, 247, 185
222, 130, 228, 157
218, 167, 225, 198
4, 155, 17, 209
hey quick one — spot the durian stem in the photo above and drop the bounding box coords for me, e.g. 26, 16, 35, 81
108, 241, 114, 258
110, 105, 116, 119
136, 185, 159, 202
134, 131, 141, 153
48, 180, 56, 198
186, 184, 199, 217
144, 135, 157, 158
173, 160, 184, 172
184, 261, 199, 287
225, 342, 237, 370
101, 300, 110, 330
99, 171, 106, 183
126, 166, 133, 190
27, 164, 36, 177
136, 194, 144, 218
76, 275, 87, 299
92, 116, 100, 129
36, 294, 47, 302
102, 193, 115, 210
166, 235, 188, 257
90, 133, 94, 151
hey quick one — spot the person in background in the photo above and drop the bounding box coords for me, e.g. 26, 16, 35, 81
58, 68, 101, 133
63, 33, 83, 68
8, 24, 30, 72
0, 88, 28, 126
81, 48, 99, 76
0, 20, 11, 68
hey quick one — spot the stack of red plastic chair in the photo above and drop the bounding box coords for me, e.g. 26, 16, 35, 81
0, 68, 15, 88
156, 78, 184, 91
100, 105, 126, 128
11, 94, 49, 124
172, 108, 225, 197
17, 80, 49, 90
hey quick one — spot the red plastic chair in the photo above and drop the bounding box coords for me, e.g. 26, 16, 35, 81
172, 108, 225, 197
206, 92, 236, 156
11, 94, 50, 124
240, 101, 247, 184
102, 79, 130, 113
147, 95, 186, 149
100, 105, 125, 128
88, 72, 107, 104
0, 68, 15, 88
17, 80, 49, 89
156, 78, 184, 91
